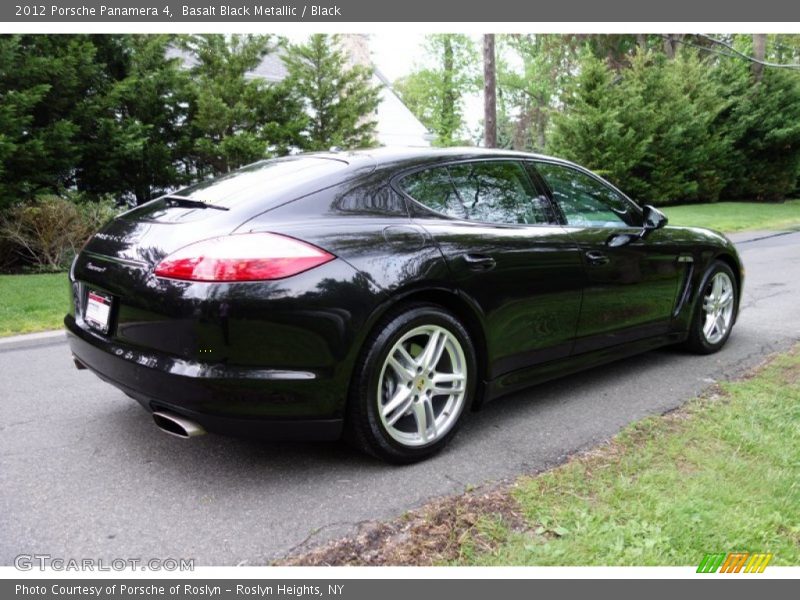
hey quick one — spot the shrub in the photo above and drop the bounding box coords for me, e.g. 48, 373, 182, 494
0, 193, 119, 272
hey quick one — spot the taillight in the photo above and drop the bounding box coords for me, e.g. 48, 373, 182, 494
154, 233, 335, 282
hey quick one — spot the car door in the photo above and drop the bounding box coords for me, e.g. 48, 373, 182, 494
532, 160, 684, 354
396, 159, 585, 379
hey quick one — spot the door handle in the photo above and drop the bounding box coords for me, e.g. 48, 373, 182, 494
464, 253, 496, 271
585, 250, 610, 266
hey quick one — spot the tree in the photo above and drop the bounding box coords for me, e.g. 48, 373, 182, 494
617, 51, 732, 203
182, 34, 307, 176
495, 34, 580, 151
549, 48, 733, 204
283, 34, 380, 151
548, 50, 647, 186
394, 34, 477, 146
76, 35, 195, 204
0, 35, 107, 209
721, 62, 800, 201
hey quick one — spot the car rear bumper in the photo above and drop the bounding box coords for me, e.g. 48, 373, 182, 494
65, 316, 344, 441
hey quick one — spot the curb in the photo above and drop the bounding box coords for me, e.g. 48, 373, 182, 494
0, 329, 66, 352
728, 229, 799, 244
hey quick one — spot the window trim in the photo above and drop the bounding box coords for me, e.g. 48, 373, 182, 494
391, 158, 562, 228
529, 159, 644, 229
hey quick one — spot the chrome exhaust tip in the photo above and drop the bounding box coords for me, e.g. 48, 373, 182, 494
152, 411, 206, 439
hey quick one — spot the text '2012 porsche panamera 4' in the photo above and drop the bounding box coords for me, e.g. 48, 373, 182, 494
66, 148, 743, 463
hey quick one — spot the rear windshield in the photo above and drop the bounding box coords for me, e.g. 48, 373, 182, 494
172, 156, 348, 208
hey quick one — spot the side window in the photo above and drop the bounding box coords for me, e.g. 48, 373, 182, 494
535, 162, 637, 228
448, 161, 550, 225
401, 161, 552, 225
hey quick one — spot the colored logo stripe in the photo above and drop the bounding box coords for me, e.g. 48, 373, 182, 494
697, 553, 726, 573
697, 552, 772, 573
744, 553, 773, 573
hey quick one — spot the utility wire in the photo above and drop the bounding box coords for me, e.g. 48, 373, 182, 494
696, 34, 800, 69
659, 35, 740, 61
657, 34, 800, 71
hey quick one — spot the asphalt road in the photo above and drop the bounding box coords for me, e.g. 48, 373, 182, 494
2, 231, 799, 566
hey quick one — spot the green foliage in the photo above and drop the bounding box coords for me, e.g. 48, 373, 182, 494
182, 34, 308, 175
4, 32, 800, 239
394, 34, 477, 146
721, 66, 800, 201
496, 35, 579, 151
0, 193, 119, 271
283, 34, 380, 151
0, 35, 105, 208
549, 43, 800, 204
547, 51, 648, 186
78, 35, 195, 204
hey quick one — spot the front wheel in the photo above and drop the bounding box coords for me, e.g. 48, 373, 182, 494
346, 304, 477, 463
684, 261, 738, 354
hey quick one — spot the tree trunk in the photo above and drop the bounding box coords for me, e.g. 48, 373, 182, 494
663, 35, 673, 58
752, 34, 767, 83
534, 103, 547, 151
636, 34, 647, 51
483, 34, 497, 148
663, 34, 685, 59
441, 36, 455, 145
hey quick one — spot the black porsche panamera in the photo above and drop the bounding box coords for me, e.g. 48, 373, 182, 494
66, 147, 743, 462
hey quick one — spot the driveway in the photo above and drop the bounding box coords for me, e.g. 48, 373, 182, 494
1, 231, 798, 565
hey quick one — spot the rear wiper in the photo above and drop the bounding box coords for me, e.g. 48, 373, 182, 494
164, 195, 229, 211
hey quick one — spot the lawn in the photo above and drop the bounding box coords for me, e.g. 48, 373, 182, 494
282, 346, 800, 566
0, 273, 69, 337
663, 199, 800, 233
461, 347, 800, 566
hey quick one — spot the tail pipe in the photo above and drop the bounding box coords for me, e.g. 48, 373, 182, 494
152, 410, 206, 439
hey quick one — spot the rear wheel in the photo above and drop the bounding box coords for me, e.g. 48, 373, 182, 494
684, 261, 738, 354
346, 304, 477, 463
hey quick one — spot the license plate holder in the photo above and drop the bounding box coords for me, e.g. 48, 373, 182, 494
85, 290, 113, 334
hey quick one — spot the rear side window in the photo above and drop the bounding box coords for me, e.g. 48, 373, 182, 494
535, 162, 638, 227
400, 160, 552, 225
400, 167, 463, 218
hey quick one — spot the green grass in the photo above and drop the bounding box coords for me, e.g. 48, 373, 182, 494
663, 199, 800, 233
459, 347, 800, 566
0, 273, 69, 337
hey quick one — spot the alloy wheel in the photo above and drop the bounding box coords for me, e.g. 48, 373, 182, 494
702, 271, 735, 344
377, 325, 468, 447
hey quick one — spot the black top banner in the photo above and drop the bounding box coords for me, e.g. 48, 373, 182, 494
2, 0, 799, 22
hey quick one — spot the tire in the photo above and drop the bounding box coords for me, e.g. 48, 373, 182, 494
683, 260, 738, 354
346, 303, 477, 464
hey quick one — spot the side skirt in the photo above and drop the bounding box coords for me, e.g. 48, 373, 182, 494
482, 331, 687, 404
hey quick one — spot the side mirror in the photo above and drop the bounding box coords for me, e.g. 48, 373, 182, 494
639, 204, 669, 237
605, 205, 667, 248
641, 204, 668, 237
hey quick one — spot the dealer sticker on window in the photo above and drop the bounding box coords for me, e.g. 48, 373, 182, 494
85, 291, 112, 333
